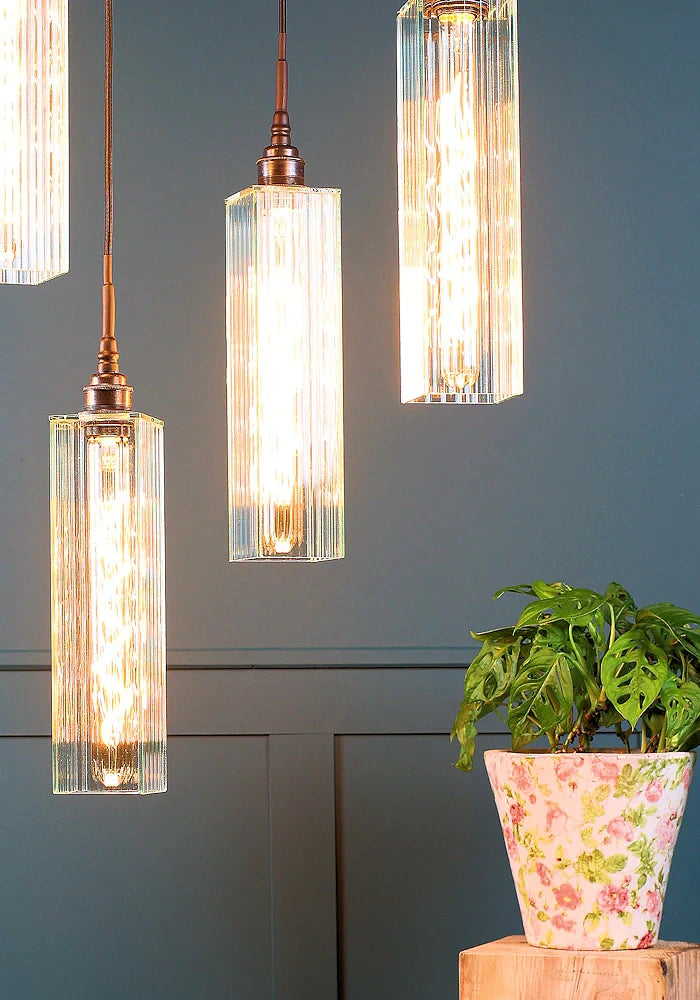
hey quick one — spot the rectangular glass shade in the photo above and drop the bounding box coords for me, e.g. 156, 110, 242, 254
1, 0, 69, 283
397, 0, 523, 403
50, 412, 166, 793
226, 185, 345, 561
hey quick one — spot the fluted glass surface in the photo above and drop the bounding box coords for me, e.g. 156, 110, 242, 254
398, 0, 523, 403
226, 185, 345, 561
1, 0, 68, 284
50, 412, 166, 794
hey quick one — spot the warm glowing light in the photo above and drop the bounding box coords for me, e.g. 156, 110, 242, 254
226, 185, 345, 561
397, 0, 523, 403
436, 68, 479, 391
0, 0, 68, 283
51, 412, 166, 794
86, 429, 138, 788
254, 205, 307, 555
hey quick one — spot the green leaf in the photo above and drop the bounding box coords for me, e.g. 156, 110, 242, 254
599, 936, 614, 951
451, 701, 479, 772
463, 635, 521, 709
514, 589, 606, 631
603, 854, 627, 874
469, 626, 519, 642
659, 676, 700, 751
493, 583, 540, 601
603, 582, 638, 621
582, 793, 605, 824
507, 649, 574, 742
575, 849, 611, 884
601, 628, 669, 728
581, 826, 595, 848
531, 580, 572, 600
583, 911, 600, 932
529, 622, 570, 654
614, 763, 638, 798
637, 604, 700, 658
492, 581, 570, 602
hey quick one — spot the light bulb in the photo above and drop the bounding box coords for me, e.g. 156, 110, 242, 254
436, 17, 479, 393
86, 424, 138, 789
255, 204, 306, 556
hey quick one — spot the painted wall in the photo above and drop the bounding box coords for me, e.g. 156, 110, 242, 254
0, 0, 698, 997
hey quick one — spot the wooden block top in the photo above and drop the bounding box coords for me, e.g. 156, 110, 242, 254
459, 936, 700, 1000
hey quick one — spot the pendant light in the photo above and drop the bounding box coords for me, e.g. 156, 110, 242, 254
50, 0, 166, 794
397, 0, 523, 404
1, 0, 68, 283
226, 0, 345, 561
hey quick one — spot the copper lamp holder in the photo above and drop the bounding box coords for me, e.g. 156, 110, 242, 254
424, 0, 489, 18
83, 254, 133, 412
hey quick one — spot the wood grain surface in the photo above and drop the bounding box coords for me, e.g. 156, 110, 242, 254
459, 935, 700, 1000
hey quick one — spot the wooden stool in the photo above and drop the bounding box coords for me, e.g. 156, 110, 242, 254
459, 935, 700, 1000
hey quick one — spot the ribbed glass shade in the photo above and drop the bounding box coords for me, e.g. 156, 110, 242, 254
397, 0, 523, 404
50, 412, 166, 794
1, 0, 68, 284
226, 185, 345, 561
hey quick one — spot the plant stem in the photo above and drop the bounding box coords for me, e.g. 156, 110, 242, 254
608, 604, 616, 649
658, 712, 668, 753
641, 719, 648, 754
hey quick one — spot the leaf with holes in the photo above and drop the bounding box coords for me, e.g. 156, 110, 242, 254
601, 628, 669, 728
603, 582, 637, 622
637, 604, 700, 658
463, 634, 521, 710
514, 589, 606, 631
659, 675, 700, 751
508, 648, 573, 743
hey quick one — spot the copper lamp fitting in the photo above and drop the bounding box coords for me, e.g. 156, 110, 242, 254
83, 254, 133, 412
424, 0, 489, 19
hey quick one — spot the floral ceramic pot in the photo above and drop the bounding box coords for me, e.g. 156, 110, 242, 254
484, 749, 695, 951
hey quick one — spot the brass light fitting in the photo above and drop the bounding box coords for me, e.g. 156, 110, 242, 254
423, 0, 490, 20
256, 0, 305, 186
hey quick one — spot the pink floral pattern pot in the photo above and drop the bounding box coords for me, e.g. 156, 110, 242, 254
484, 749, 695, 950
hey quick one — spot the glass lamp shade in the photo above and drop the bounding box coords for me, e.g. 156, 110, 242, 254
50, 412, 166, 794
1, 0, 69, 284
226, 185, 345, 561
397, 0, 523, 404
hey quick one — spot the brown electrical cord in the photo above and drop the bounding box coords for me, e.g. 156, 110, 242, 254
82, 0, 131, 411
104, 0, 113, 258
275, 0, 288, 117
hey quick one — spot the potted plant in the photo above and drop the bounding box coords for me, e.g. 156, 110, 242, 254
452, 580, 699, 951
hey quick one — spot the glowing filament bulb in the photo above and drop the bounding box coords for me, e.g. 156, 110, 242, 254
86, 429, 138, 788
436, 63, 480, 391
256, 205, 306, 555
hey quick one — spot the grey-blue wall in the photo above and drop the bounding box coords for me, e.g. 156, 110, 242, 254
0, 0, 698, 997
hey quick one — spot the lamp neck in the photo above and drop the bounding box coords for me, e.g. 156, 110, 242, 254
257, 0, 305, 186
84, 0, 132, 413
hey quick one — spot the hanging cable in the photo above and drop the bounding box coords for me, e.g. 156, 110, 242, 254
104, 0, 113, 258
275, 0, 288, 117
83, 0, 132, 409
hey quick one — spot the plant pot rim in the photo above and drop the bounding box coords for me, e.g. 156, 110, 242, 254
484, 748, 696, 759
